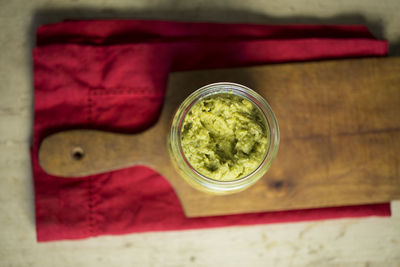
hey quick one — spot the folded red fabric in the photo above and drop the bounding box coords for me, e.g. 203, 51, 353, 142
32, 20, 390, 242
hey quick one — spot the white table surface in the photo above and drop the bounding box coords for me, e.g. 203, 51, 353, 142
1, 0, 400, 266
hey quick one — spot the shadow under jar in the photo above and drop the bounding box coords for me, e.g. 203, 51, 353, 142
168, 82, 279, 194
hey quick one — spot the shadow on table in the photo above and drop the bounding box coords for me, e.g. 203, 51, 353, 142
26, 6, 394, 228
390, 39, 400, 56
28, 7, 390, 47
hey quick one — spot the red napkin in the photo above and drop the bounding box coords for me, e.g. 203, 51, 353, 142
32, 20, 390, 242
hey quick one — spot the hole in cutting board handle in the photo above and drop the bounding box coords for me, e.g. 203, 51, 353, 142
71, 147, 85, 161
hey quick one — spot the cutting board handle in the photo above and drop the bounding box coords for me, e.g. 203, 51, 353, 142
38, 130, 149, 177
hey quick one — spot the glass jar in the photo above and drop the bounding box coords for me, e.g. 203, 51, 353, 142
168, 82, 279, 194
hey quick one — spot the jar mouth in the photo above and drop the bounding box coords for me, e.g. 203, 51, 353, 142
177, 90, 271, 185
169, 82, 280, 193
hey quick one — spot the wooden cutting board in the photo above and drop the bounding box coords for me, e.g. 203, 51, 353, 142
39, 57, 400, 217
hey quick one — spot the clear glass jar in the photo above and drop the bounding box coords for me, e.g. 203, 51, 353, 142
168, 82, 279, 194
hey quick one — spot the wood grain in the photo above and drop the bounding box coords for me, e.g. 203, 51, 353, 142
39, 57, 400, 217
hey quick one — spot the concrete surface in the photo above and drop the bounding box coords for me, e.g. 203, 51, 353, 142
1, 0, 400, 266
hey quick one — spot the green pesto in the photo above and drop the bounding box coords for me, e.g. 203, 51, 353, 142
180, 93, 269, 181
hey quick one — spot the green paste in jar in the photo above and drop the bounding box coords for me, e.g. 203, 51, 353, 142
180, 93, 269, 181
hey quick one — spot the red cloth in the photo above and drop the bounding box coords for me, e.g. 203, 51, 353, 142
32, 20, 390, 242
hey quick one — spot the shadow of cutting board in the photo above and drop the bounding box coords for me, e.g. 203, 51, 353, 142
39, 57, 400, 217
